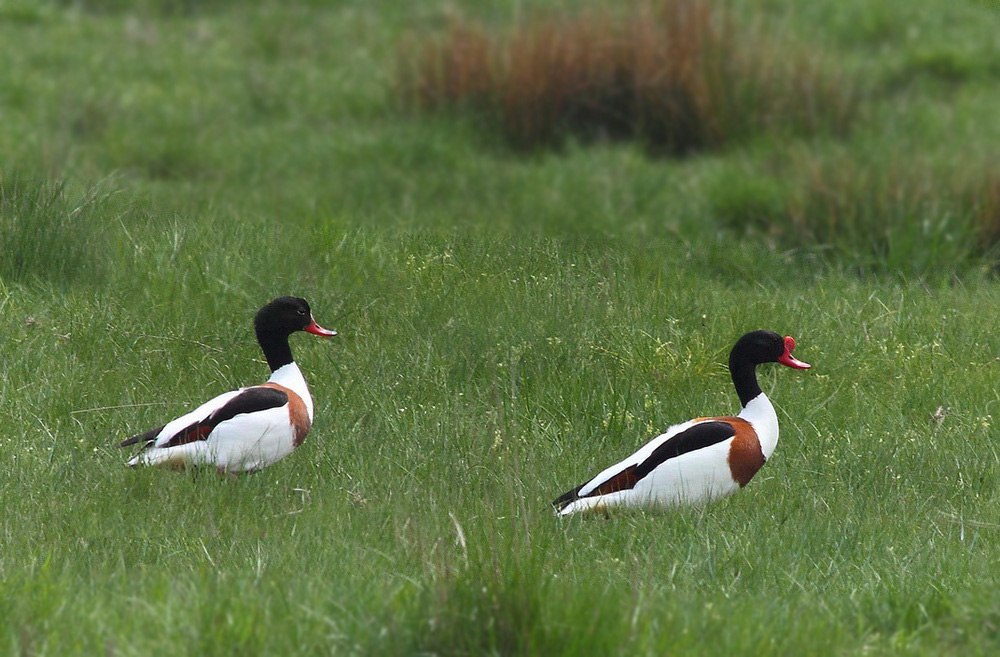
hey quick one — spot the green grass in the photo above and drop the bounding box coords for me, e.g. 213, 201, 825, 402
2, 0, 1000, 655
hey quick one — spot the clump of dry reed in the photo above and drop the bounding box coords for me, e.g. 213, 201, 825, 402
397, 0, 858, 154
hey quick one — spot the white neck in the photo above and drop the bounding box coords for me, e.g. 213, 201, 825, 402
268, 362, 314, 419
738, 393, 779, 459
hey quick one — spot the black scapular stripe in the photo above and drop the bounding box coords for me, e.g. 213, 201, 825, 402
551, 421, 736, 510
632, 420, 735, 480
208, 387, 289, 425
150, 386, 289, 450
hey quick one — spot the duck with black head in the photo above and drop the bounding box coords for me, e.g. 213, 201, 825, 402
119, 297, 336, 474
553, 330, 810, 516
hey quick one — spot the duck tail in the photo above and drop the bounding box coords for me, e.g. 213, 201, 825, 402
118, 424, 165, 449
551, 483, 584, 513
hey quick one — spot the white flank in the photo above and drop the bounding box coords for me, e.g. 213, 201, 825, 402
128, 362, 315, 473
560, 392, 780, 516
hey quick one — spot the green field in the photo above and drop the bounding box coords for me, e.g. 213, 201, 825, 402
3, 0, 1000, 654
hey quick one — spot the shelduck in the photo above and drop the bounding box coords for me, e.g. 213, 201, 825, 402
119, 296, 336, 473
553, 330, 810, 516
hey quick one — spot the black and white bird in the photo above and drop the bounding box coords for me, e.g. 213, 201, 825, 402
119, 297, 336, 473
553, 330, 810, 516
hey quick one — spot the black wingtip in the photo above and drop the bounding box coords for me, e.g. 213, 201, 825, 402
551, 483, 584, 512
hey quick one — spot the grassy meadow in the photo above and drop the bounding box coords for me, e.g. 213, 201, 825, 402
2, 0, 1000, 654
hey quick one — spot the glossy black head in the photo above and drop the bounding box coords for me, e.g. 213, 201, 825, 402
730, 330, 786, 365
254, 297, 336, 371
729, 330, 810, 406
254, 297, 315, 337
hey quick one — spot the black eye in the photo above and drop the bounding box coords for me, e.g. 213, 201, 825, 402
297, 309, 307, 316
